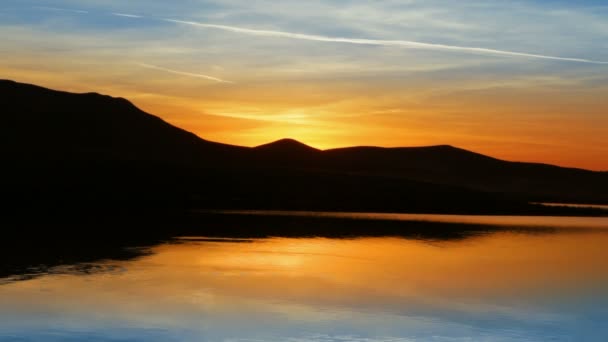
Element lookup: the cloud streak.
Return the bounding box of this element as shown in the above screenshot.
[162,19,608,65]
[33,6,88,14]
[137,63,233,83]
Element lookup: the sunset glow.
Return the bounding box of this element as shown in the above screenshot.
[2,1,607,169]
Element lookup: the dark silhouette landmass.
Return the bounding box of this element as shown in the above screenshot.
[2,79,607,223]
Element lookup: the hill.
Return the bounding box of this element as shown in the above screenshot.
[0,79,245,164]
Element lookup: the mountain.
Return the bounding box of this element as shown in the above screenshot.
[0,79,245,165]
[320,145,608,204]
[250,141,608,204]
[255,138,319,153]
[2,79,607,219]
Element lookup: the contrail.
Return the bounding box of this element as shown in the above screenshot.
[137,63,233,83]
[29,6,608,64]
[112,12,143,18]
[163,18,608,65]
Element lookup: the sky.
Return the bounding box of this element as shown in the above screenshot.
[1,0,607,170]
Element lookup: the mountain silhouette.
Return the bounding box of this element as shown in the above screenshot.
[2,79,607,221]
[320,145,608,204]
[0,79,245,164]
[255,138,320,153]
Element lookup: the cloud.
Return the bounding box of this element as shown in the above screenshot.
[137,63,233,83]
[32,6,88,14]
[162,19,608,65]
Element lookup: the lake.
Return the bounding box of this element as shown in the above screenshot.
[1,212,608,341]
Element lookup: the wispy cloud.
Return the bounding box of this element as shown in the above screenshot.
[32,6,88,14]
[163,19,608,65]
[137,63,233,83]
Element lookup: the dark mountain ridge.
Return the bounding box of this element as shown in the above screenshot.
[320,144,606,203]
[2,79,607,219]
[0,79,245,165]
[255,138,320,152]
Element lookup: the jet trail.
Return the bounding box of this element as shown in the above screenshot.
[163,18,608,65]
[29,6,608,64]
[137,63,233,83]
[112,13,143,18]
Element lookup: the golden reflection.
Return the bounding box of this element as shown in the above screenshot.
[2,232,608,325]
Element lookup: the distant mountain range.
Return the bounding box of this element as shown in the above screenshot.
[2,79,607,218]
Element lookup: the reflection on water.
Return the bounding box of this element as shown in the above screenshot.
[1,216,608,341]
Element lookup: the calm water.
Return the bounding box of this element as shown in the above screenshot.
[2,213,608,341]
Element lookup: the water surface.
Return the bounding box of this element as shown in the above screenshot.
[1,214,608,341]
